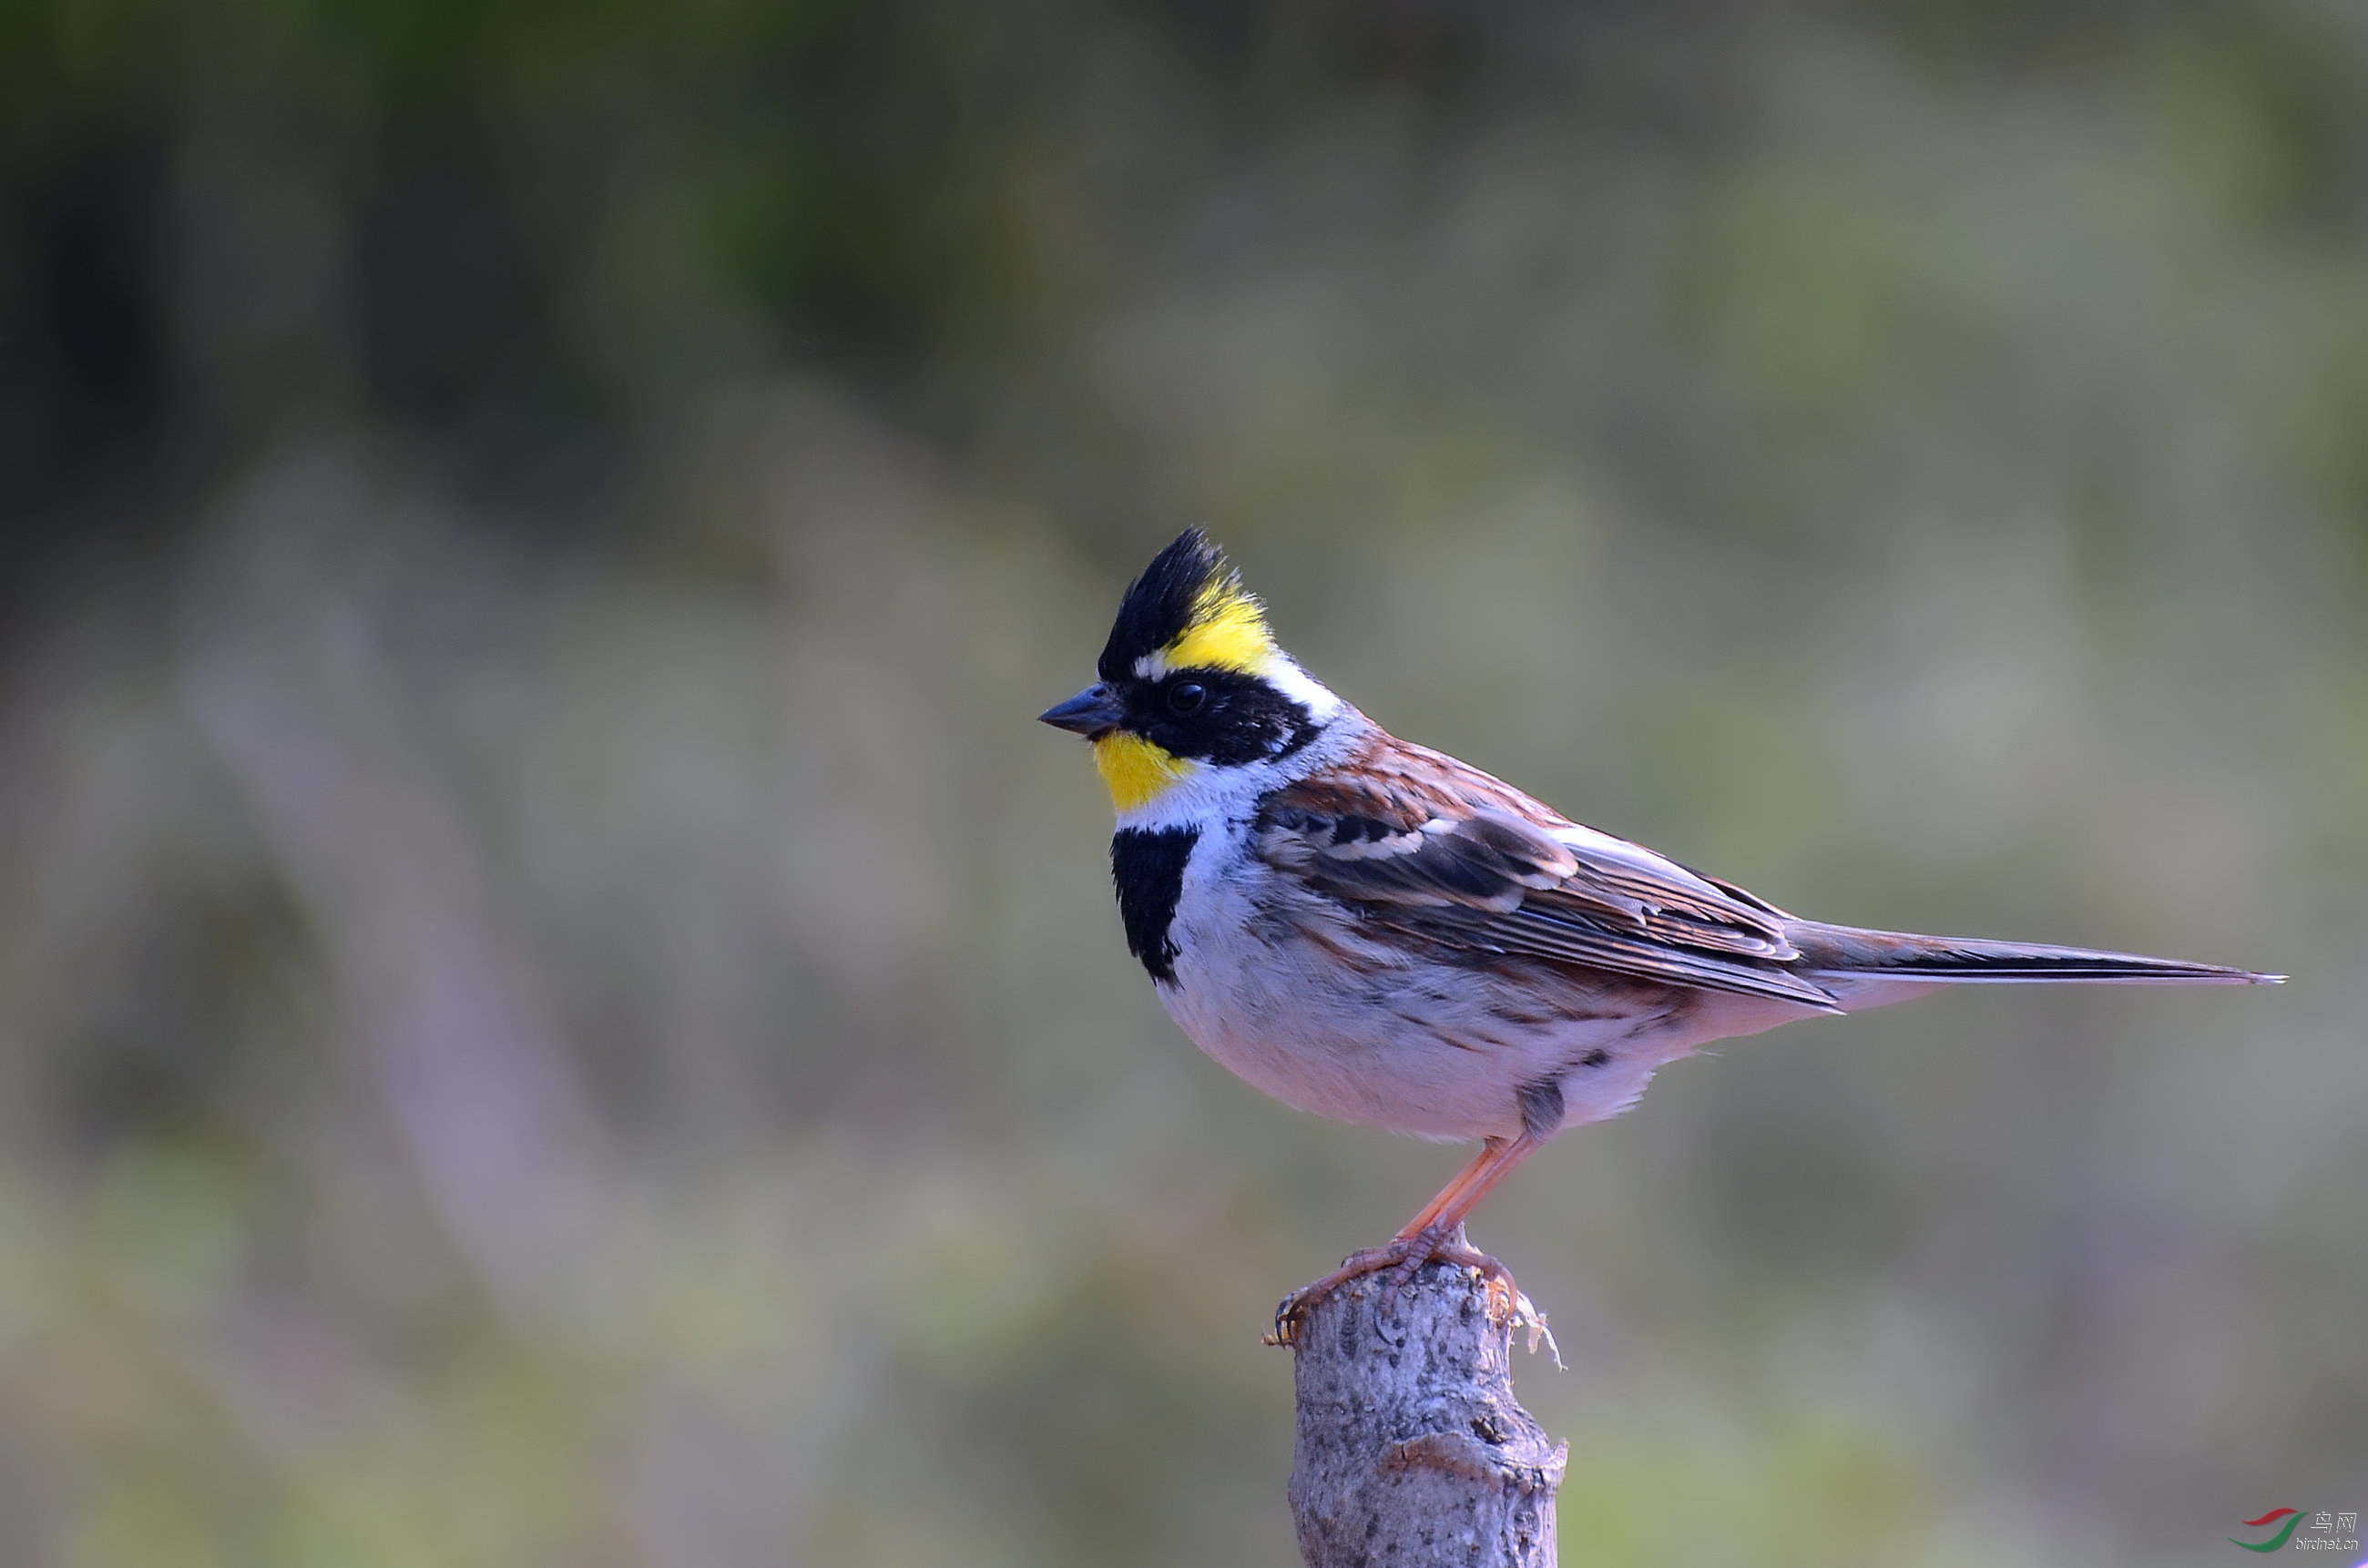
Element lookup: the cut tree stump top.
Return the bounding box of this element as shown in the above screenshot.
[1285,1257,1566,1567]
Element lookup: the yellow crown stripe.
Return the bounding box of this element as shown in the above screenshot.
[1093,731,1197,811]
[1162,582,1276,675]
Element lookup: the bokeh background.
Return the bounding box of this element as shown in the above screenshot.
[4,3,2363,1563]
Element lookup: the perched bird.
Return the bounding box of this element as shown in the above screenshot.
[1039,530,2279,1339]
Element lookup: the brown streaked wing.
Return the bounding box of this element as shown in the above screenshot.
[1254,736,1840,1013]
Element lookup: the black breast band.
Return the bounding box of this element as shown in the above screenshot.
[1111,827,1199,984]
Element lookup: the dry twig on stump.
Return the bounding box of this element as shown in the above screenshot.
[1282,1247,1566,1567]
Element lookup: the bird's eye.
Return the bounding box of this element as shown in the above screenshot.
[1169,682,1207,716]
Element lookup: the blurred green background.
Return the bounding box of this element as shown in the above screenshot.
[3,2,2363,1563]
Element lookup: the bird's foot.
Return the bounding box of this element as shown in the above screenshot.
[1266,1224,1529,1347]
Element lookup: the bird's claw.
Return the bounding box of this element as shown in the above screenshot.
[1265,1225,1534,1348]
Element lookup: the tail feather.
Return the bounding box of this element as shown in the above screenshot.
[1789,922,2282,986]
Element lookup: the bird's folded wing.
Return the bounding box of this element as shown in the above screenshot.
[1254,749,1840,1012]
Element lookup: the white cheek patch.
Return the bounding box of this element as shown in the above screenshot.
[1113,761,1270,833]
[1262,657,1343,720]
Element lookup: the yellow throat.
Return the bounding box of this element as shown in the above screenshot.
[1092,731,1195,812]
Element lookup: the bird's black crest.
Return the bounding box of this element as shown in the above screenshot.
[1097,529,1234,683]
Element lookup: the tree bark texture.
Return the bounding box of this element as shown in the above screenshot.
[1285,1254,1566,1567]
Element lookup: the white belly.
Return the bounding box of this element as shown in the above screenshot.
[1148,827,1778,1140]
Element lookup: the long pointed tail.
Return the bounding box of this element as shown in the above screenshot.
[1788,922,2282,986]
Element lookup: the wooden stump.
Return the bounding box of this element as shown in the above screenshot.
[1283,1249,1566,1566]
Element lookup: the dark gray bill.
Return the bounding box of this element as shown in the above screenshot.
[1037,684,1126,737]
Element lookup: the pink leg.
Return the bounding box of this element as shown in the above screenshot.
[1392,1136,1513,1238]
[1409,1131,1540,1236]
